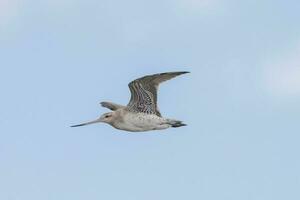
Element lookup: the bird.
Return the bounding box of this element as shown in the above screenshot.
[71,71,189,132]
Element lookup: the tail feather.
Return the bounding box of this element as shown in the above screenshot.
[167,120,187,128]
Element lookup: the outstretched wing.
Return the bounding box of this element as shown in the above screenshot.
[100,102,125,111]
[126,71,189,116]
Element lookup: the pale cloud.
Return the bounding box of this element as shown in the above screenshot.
[0,0,20,26]
[264,43,300,97]
[42,0,74,12]
[172,0,225,14]
[180,0,219,9]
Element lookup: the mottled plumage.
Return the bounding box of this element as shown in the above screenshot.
[71,71,189,132]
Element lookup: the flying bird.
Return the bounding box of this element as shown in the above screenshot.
[71,71,189,132]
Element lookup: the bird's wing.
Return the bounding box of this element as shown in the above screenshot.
[100,102,125,111]
[127,71,189,116]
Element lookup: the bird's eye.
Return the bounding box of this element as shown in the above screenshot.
[105,115,110,118]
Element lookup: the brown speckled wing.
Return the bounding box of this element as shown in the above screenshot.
[127,71,189,116]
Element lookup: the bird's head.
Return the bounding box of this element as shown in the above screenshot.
[99,112,115,124]
[71,112,115,127]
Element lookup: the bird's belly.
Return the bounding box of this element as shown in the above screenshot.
[113,114,165,132]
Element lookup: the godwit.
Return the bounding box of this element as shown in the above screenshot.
[71,71,189,132]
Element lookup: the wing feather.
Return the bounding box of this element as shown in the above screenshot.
[127,71,189,116]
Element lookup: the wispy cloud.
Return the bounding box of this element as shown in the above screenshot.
[170,0,225,15]
[0,0,20,26]
[264,43,300,97]
[179,0,219,9]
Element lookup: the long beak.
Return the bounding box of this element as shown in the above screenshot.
[70,119,102,127]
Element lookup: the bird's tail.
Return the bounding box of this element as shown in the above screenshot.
[167,119,187,128]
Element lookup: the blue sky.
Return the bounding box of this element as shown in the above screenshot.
[1,0,300,199]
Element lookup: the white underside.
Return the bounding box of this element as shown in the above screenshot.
[112,113,171,132]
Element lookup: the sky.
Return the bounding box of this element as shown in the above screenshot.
[0,0,300,199]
